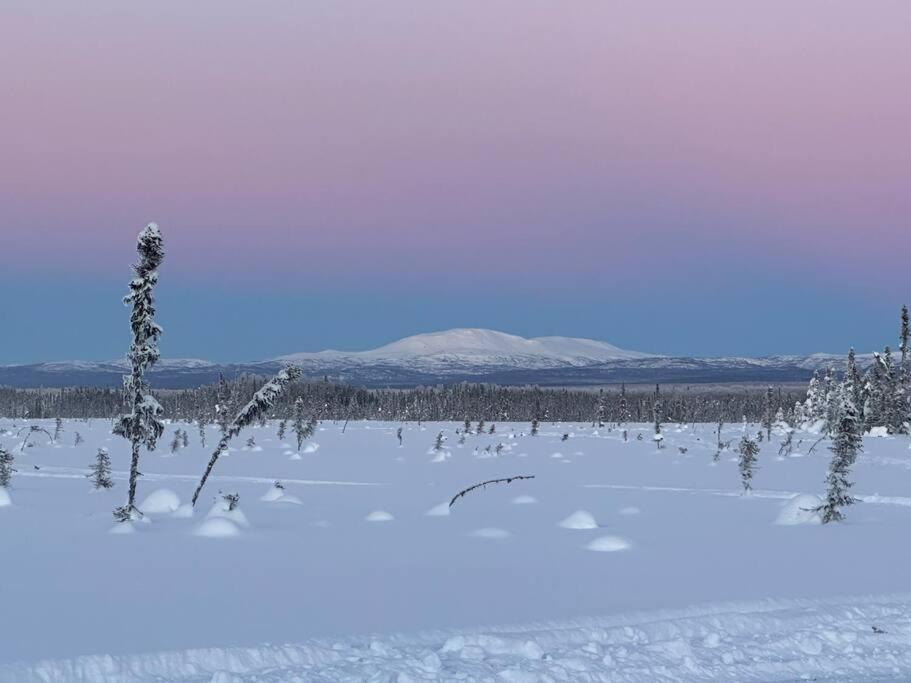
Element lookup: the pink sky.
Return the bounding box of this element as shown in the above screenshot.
[1,1,909,290]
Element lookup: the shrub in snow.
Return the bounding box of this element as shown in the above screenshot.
[737,436,759,492]
[88,447,114,489]
[112,224,166,523]
[53,417,64,443]
[0,447,15,488]
[74,432,84,447]
[530,418,539,436]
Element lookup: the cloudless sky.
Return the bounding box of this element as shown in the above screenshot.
[1,1,909,362]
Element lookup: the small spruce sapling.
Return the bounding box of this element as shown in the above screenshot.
[88,448,114,489]
[0,447,15,487]
[737,436,759,493]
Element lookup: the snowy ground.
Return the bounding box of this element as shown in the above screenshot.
[1,419,910,681]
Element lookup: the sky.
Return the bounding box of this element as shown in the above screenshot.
[1,1,909,363]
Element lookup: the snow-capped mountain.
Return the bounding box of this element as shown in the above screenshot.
[0,328,863,389]
[275,328,652,369]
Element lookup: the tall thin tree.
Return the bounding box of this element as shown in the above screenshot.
[112,224,165,522]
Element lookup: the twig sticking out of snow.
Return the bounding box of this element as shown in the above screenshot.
[449,475,535,509]
[191,366,301,507]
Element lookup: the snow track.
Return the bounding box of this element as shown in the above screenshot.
[3,594,910,682]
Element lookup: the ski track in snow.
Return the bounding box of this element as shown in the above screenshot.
[3,594,910,682]
[583,483,911,508]
[18,466,380,488]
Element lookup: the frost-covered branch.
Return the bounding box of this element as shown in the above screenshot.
[191,366,301,506]
[449,475,535,509]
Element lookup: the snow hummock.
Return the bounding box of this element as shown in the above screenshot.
[365,510,394,522]
[511,495,538,505]
[586,535,631,552]
[425,502,451,517]
[194,517,241,538]
[775,494,823,526]
[559,510,599,530]
[139,489,181,515]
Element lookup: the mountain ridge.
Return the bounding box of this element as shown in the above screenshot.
[0,327,866,389]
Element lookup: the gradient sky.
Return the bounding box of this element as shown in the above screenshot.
[1,1,909,363]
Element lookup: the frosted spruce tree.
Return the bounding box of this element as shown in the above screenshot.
[899,305,910,431]
[737,435,759,492]
[0,447,14,488]
[291,397,312,452]
[762,386,774,442]
[88,447,114,490]
[191,366,300,506]
[816,370,862,523]
[112,224,165,522]
[653,384,663,449]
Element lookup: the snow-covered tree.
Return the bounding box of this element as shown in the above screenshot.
[53,417,64,443]
[802,370,826,426]
[618,383,630,425]
[112,224,166,522]
[737,436,759,492]
[170,429,182,454]
[653,385,663,449]
[74,432,84,447]
[596,389,605,428]
[191,366,301,506]
[433,431,445,452]
[88,447,114,489]
[0,447,14,487]
[292,397,307,451]
[816,364,863,523]
[277,419,287,442]
[530,417,539,436]
[762,386,774,442]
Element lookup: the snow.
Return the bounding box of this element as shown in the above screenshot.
[586,535,632,552]
[558,509,599,529]
[194,517,241,538]
[2,418,911,681]
[139,488,181,514]
[775,493,824,526]
[0,488,11,507]
[364,510,394,522]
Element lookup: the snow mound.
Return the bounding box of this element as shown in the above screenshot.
[260,485,285,502]
[868,426,890,438]
[139,488,181,514]
[775,494,823,526]
[470,527,510,539]
[365,510,394,522]
[511,495,538,505]
[207,501,250,528]
[274,494,302,505]
[108,522,135,535]
[303,443,320,453]
[559,510,599,529]
[425,502,451,516]
[586,535,631,552]
[289,453,302,460]
[194,517,241,538]
[619,506,641,516]
[172,503,194,519]
[0,488,11,507]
